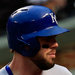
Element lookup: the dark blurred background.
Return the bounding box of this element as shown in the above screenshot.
[0,0,75,74]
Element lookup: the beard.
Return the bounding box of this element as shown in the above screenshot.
[30,56,55,70]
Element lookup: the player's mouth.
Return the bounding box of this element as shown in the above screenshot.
[47,52,56,58]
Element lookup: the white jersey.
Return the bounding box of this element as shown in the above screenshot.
[0,64,72,75]
[42,64,72,75]
[0,66,8,75]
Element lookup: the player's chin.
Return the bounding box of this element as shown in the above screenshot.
[44,59,55,70]
[47,57,55,65]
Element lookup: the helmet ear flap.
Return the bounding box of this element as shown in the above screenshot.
[17,36,40,57]
[27,37,41,56]
[17,37,31,51]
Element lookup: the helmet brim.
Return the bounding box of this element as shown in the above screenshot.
[21,26,69,40]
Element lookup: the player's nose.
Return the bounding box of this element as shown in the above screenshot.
[51,42,59,49]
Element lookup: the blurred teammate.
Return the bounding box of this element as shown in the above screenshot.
[27,0,67,12]
[0,5,72,75]
[44,0,67,12]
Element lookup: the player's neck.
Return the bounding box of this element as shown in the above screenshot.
[9,52,42,75]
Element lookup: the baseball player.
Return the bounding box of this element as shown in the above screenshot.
[0,5,72,75]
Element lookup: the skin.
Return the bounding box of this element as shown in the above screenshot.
[9,36,58,75]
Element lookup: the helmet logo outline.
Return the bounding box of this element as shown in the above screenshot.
[50,13,58,24]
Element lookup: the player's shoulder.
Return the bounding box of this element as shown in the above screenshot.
[43,64,72,75]
[0,66,8,75]
[54,64,70,70]
[55,64,70,70]
[52,64,72,75]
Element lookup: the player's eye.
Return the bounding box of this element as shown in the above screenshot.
[42,44,49,48]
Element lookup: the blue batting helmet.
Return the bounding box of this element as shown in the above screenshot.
[7,5,69,56]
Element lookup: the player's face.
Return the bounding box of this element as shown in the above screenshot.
[30,36,58,70]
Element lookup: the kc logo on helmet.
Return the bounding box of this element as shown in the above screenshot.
[50,13,58,24]
[42,13,58,24]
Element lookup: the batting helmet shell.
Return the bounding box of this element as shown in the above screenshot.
[7,5,69,56]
